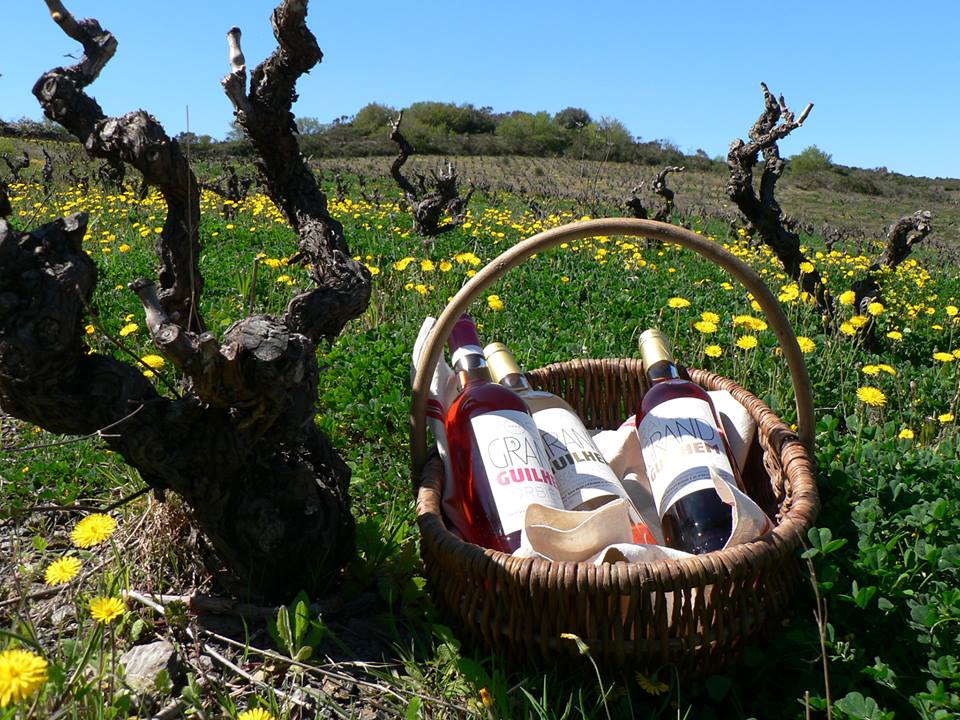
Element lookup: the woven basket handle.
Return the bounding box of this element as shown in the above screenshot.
[410,218,815,478]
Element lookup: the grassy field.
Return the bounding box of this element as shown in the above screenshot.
[1,159,960,719]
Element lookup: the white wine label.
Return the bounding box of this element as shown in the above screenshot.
[471,409,564,535]
[533,407,629,509]
[637,397,736,517]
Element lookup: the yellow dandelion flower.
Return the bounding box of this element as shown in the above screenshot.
[735,335,758,350]
[886,330,903,341]
[867,301,884,316]
[954,350,960,360]
[933,352,954,363]
[561,276,570,283]
[796,336,815,353]
[667,297,691,309]
[939,413,955,423]
[44,556,82,586]
[559,632,590,655]
[839,290,856,306]
[84,324,95,335]
[420,259,435,272]
[750,299,762,312]
[71,513,117,548]
[118,243,131,253]
[856,386,887,407]
[946,305,958,317]
[636,672,669,696]
[439,261,453,272]
[862,365,880,376]
[778,284,800,302]
[414,284,430,296]
[364,264,380,276]
[878,364,896,375]
[733,315,767,331]
[704,345,722,358]
[466,269,476,278]
[237,709,275,720]
[89,597,125,625]
[393,257,415,271]
[454,251,481,266]
[898,428,914,440]
[263,258,281,269]
[799,261,815,274]
[694,320,717,334]
[118,323,138,337]
[0,648,48,708]
[701,311,720,323]
[140,354,165,369]
[840,322,856,336]
[487,295,505,311]
[850,315,869,329]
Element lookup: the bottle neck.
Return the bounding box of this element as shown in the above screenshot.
[639,328,680,385]
[451,346,491,388]
[645,359,681,385]
[498,371,531,394]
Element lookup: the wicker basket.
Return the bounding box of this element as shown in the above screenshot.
[410,219,820,675]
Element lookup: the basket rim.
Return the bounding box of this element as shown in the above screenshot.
[416,359,819,586]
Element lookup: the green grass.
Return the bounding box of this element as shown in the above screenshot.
[1,170,959,718]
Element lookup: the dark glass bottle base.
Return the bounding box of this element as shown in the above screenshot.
[661,487,733,554]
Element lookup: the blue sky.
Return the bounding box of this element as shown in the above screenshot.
[1,1,956,178]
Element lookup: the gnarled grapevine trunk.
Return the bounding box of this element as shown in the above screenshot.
[0,0,370,601]
[388,112,474,238]
[851,210,933,346]
[727,83,830,313]
[651,165,684,222]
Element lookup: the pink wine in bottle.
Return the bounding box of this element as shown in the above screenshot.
[444,315,564,552]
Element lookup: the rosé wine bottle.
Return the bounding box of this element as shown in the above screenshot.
[636,328,744,554]
[444,315,564,552]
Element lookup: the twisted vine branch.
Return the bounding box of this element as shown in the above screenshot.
[222,4,371,342]
[388,112,474,237]
[727,83,830,312]
[34,0,204,333]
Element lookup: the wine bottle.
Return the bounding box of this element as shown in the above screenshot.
[636,328,743,554]
[484,342,635,512]
[444,315,564,553]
